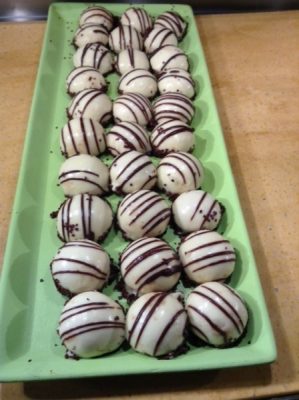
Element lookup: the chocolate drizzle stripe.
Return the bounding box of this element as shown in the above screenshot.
[61,301,108,314]
[159,52,186,71]
[142,208,171,236]
[127,192,158,217]
[184,249,235,268]
[224,284,246,307]
[119,191,150,215]
[183,229,211,241]
[63,241,102,250]
[155,108,191,121]
[62,321,125,342]
[67,121,79,155]
[80,117,91,154]
[167,153,201,185]
[158,162,186,183]
[192,258,236,273]
[90,119,102,153]
[135,256,179,285]
[129,197,164,225]
[185,239,229,254]
[114,152,146,180]
[53,269,105,280]
[152,126,193,148]
[108,125,148,150]
[159,74,193,86]
[67,68,100,91]
[120,161,153,191]
[61,306,116,325]
[121,238,162,263]
[190,322,209,342]
[115,100,139,123]
[52,257,107,276]
[140,174,156,189]
[81,9,113,23]
[199,200,218,229]
[191,192,207,221]
[59,169,99,179]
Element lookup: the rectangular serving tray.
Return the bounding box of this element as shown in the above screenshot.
[0,2,276,382]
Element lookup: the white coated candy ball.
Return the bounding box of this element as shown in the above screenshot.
[66,67,107,96]
[115,49,150,75]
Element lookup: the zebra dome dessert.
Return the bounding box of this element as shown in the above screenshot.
[113,93,153,126]
[158,68,195,99]
[150,45,189,74]
[120,7,153,36]
[154,11,187,40]
[115,48,150,76]
[73,24,109,48]
[153,93,195,124]
[79,6,114,31]
[109,25,143,53]
[118,69,158,98]
[66,67,107,96]
[144,27,178,54]
[73,43,114,75]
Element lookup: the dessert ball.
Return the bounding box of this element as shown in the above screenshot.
[79,6,114,31]
[158,68,195,99]
[172,190,222,233]
[66,67,107,96]
[106,121,151,156]
[144,27,177,54]
[113,93,153,126]
[110,150,156,195]
[67,89,112,125]
[179,230,236,284]
[120,237,181,296]
[73,43,113,75]
[120,7,153,36]
[60,118,106,158]
[58,154,109,197]
[73,24,109,48]
[56,194,113,242]
[117,190,171,240]
[58,291,125,358]
[150,45,189,74]
[186,282,248,347]
[51,240,110,296]
[151,120,195,157]
[153,93,194,125]
[157,152,204,195]
[115,48,150,75]
[154,11,187,40]
[109,25,143,53]
[118,69,157,98]
[126,292,187,357]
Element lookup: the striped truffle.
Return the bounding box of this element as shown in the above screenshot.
[151,120,195,157]
[113,93,153,126]
[172,190,222,233]
[56,194,113,242]
[144,27,178,54]
[153,93,194,124]
[109,25,143,54]
[110,150,156,195]
[186,282,248,347]
[118,68,157,98]
[158,68,195,99]
[67,89,112,125]
[60,118,106,158]
[157,152,204,195]
[154,11,187,40]
[106,122,151,156]
[73,24,109,48]
[79,6,114,31]
[117,189,171,240]
[120,237,181,296]
[58,291,125,358]
[73,43,113,75]
[126,292,187,356]
[115,48,150,75]
[179,230,236,284]
[66,67,107,96]
[150,45,189,74]
[120,7,153,36]
[50,240,110,296]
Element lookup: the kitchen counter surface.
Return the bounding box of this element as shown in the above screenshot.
[0,10,298,400]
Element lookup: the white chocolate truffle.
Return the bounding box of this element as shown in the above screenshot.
[113,93,153,126]
[51,240,110,295]
[120,7,153,35]
[73,43,114,75]
[158,68,195,99]
[66,67,107,96]
[150,45,188,74]
[186,282,248,347]
[144,27,177,54]
[151,120,195,156]
[118,69,158,98]
[58,154,109,197]
[126,292,187,356]
[67,89,112,125]
[157,152,204,195]
[79,6,114,31]
[117,190,171,240]
[56,194,113,242]
[60,118,106,158]
[73,24,109,48]
[154,12,187,40]
[58,291,125,358]
[115,48,150,75]
[172,190,222,233]
[120,238,181,296]
[106,121,151,156]
[153,93,194,124]
[109,25,143,54]
[179,230,236,284]
[110,151,156,195]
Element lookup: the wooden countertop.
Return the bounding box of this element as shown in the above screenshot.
[0,10,299,400]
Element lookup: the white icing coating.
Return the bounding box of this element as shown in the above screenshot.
[79,6,114,31]
[120,7,153,35]
[109,25,143,54]
[120,237,181,296]
[158,68,195,99]
[150,45,188,74]
[110,150,156,195]
[118,69,158,98]
[66,67,107,96]
[67,89,112,125]
[179,230,236,284]
[58,291,125,358]
[144,27,177,54]
[106,121,151,156]
[154,11,187,40]
[56,194,113,242]
[51,240,110,295]
[186,282,248,347]
[60,118,106,158]
[157,152,204,195]
[113,93,153,126]
[151,120,195,156]
[172,190,222,233]
[153,93,194,124]
[126,292,187,356]
[115,48,150,75]
[73,43,113,75]
[117,190,171,240]
[73,24,109,48]
[58,154,109,197]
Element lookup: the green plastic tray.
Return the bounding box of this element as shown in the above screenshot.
[0,2,276,382]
